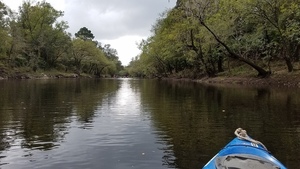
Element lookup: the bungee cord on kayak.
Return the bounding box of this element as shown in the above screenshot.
[234,128,268,151]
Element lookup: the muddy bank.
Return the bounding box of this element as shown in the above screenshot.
[0,69,87,80]
[196,75,300,88]
[1,68,300,88]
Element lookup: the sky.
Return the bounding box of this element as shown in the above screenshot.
[2,0,176,66]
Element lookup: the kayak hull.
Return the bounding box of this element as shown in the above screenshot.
[203,137,287,169]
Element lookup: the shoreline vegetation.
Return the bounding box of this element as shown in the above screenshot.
[0,2,124,80]
[1,1,299,87]
[125,1,300,84]
[1,67,300,88]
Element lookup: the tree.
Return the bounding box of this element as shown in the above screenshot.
[100,44,123,75]
[71,38,110,76]
[0,2,10,62]
[135,8,223,78]
[245,0,300,72]
[17,0,68,70]
[71,39,95,72]
[136,10,199,78]
[167,8,222,77]
[126,57,145,78]
[75,27,95,40]
[184,0,272,77]
[102,44,118,60]
[40,22,71,69]
[128,0,300,78]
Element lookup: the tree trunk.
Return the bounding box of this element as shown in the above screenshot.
[282,45,294,72]
[284,57,293,72]
[154,54,168,77]
[218,55,224,72]
[187,29,216,77]
[293,44,300,62]
[200,21,270,77]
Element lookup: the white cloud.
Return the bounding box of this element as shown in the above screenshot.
[2,0,176,66]
[102,35,143,65]
[2,0,65,11]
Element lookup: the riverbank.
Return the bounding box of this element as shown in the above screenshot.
[1,67,300,88]
[0,68,89,80]
[197,76,300,87]
[196,72,300,88]
[164,67,300,88]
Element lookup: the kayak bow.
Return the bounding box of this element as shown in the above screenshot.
[203,128,287,169]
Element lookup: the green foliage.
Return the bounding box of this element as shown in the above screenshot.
[71,39,105,74]
[0,25,9,61]
[0,1,124,77]
[100,44,123,75]
[75,27,95,40]
[128,0,300,78]
[126,59,145,78]
[15,1,70,70]
[0,2,10,61]
[2,0,299,78]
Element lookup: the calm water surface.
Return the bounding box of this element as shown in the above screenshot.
[0,79,299,169]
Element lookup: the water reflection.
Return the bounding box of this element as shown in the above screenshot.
[0,79,299,169]
[0,79,170,169]
[0,79,119,167]
[138,80,300,169]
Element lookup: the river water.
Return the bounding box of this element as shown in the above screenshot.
[0,78,299,169]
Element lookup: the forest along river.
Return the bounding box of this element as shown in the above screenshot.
[0,78,299,169]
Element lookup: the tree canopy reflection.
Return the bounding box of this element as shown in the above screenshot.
[138,80,300,169]
[0,79,119,151]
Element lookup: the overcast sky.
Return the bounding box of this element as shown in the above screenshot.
[2,0,176,65]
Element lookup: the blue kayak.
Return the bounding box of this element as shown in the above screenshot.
[203,128,287,169]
